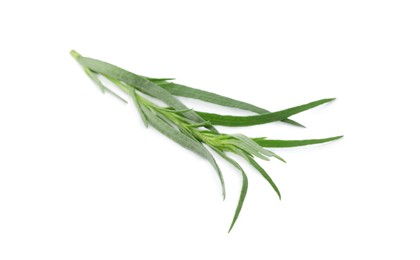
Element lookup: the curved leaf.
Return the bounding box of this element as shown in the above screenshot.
[254,135,343,148]
[247,156,281,200]
[157,82,304,127]
[196,98,335,126]
[212,148,248,233]
[70,50,217,132]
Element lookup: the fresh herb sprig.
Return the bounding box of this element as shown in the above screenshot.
[70,50,342,232]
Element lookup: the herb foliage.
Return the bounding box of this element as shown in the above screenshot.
[71,50,342,232]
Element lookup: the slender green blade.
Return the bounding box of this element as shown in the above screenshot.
[254,135,343,148]
[196,98,335,126]
[159,82,269,113]
[71,50,344,234]
[140,104,226,199]
[158,82,304,127]
[247,157,281,200]
[70,50,216,132]
[212,148,248,233]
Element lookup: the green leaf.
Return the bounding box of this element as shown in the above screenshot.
[71,50,343,233]
[158,82,269,113]
[196,98,335,126]
[254,135,343,148]
[157,82,304,127]
[246,156,281,200]
[140,103,226,199]
[71,50,217,132]
[212,148,248,233]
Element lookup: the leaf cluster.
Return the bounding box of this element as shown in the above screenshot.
[70,50,342,232]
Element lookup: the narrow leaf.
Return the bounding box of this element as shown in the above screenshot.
[70,50,216,132]
[212,148,248,233]
[196,98,335,126]
[159,82,270,113]
[254,135,343,148]
[247,156,281,200]
[158,82,304,127]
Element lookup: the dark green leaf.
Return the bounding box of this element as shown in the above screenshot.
[247,156,281,200]
[254,135,343,148]
[196,98,335,126]
[212,148,248,233]
[157,82,304,127]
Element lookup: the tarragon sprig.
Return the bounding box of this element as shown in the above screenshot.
[70,50,342,232]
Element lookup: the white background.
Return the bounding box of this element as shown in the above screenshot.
[1,0,419,259]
